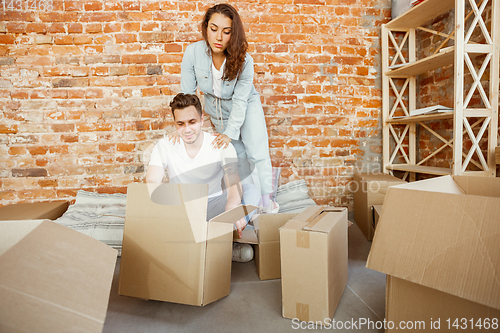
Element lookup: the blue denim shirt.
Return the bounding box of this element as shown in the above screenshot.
[181,41,259,140]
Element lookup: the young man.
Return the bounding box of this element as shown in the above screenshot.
[145,93,259,262]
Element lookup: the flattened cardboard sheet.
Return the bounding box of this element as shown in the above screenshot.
[0,220,117,333]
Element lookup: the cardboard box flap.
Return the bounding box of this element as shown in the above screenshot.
[371,205,383,228]
[354,173,406,196]
[280,219,309,231]
[367,179,500,310]
[130,183,209,244]
[0,220,42,255]
[254,213,299,243]
[291,205,326,223]
[149,182,194,206]
[302,208,347,233]
[356,172,406,183]
[210,205,258,224]
[288,206,347,233]
[0,201,69,221]
[453,175,500,198]
[149,182,209,223]
[390,175,465,194]
[0,220,117,332]
[233,227,259,244]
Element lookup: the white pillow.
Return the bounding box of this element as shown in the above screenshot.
[278,198,318,213]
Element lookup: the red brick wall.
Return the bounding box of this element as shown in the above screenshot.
[0,0,391,208]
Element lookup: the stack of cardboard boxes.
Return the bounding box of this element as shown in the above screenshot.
[5,172,497,330]
[0,183,351,331]
[118,183,350,324]
[367,175,500,331]
[353,172,406,241]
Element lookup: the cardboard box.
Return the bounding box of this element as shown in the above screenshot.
[353,173,406,241]
[0,219,117,333]
[0,201,68,221]
[246,213,298,280]
[372,204,382,229]
[367,176,500,331]
[118,183,257,306]
[280,206,348,323]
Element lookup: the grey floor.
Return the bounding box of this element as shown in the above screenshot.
[103,219,386,333]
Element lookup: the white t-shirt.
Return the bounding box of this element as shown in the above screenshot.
[148,132,237,198]
[212,59,225,98]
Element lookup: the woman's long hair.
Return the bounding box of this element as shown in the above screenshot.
[201,4,248,82]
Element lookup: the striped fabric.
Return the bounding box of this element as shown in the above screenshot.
[54,190,126,255]
[276,179,318,213]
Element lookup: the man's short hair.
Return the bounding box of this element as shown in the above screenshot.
[170,93,203,118]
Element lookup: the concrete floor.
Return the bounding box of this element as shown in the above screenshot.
[103,220,386,333]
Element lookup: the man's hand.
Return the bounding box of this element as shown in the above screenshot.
[211,132,231,149]
[234,217,247,239]
[167,131,181,144]
[226,201,246,239]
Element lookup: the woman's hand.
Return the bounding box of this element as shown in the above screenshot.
[211,133,231,149]
[167,131,181,144]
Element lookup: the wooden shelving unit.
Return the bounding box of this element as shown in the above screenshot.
[382,0,499,180]
[386,164,452,176]
[386,112,454,124]
[386,0,455,30]
[387,47,454,77]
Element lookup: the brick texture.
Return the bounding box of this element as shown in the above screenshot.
[0,0,392,208]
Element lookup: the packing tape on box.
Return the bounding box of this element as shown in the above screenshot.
[304,212,328,229]
[296,230,310,248]
[296,302,310,322]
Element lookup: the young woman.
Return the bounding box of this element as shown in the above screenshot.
[179,3,277,211]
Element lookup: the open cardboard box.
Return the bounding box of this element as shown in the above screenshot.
[280,206,349,323]
[0,201,69,221]
[353,173,406,241]
[372,204,382,229]
[119,183,257,306]
[234,213,299,280]
[0,219,117,333]
[367,176,500,331]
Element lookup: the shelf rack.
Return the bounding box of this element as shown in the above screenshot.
[382,0,499,179]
